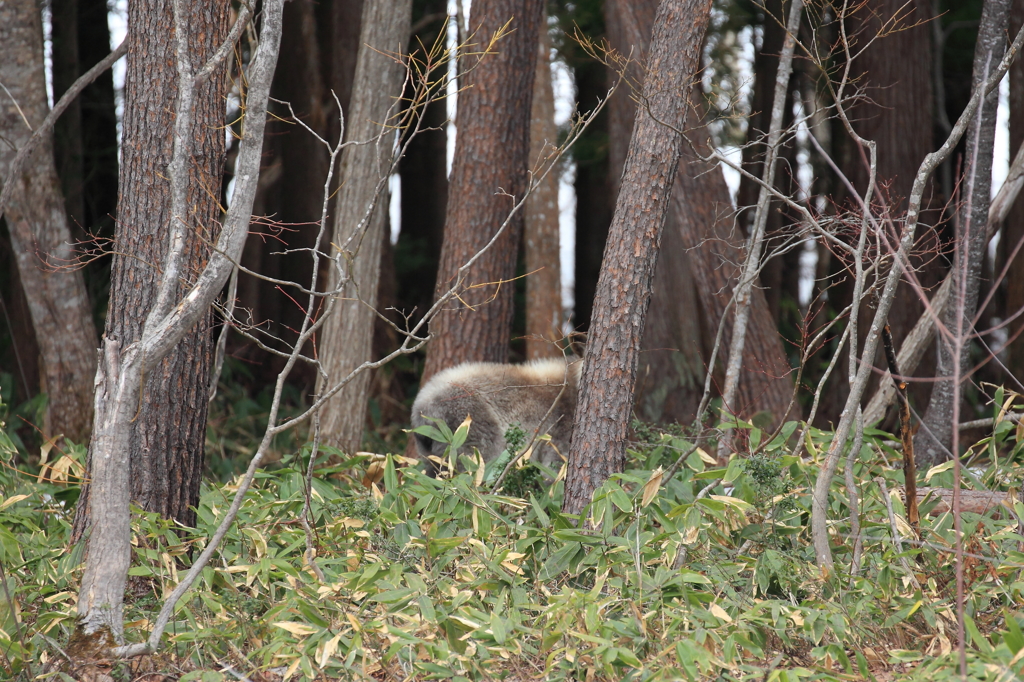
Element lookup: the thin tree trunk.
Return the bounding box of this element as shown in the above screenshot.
[0,0,98,444]
[525,17,563,360]
[318,0,413,454]
[917,0,1008,466]
[562,0,713,516]
[1006,0,1024,386]
[421,0,544,381]
[71,0,231,540]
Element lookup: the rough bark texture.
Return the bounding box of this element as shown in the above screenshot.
[1007,0,1024,386]
[421,0,544,382]
[0,0,98,443]
[71,0,230,539]
[525,18,563,360]
[916,0,1008,466]
[563,0,713,516]
[318,0,413,454]
[605,0,708,426]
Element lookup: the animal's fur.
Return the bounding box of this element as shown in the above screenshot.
[410,358,581,472]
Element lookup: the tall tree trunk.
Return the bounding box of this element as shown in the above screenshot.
[917,0,1008,466]
[421,0,544,382]
[605,0,708,426]
[0,0,98,444]
[318,0,413,454]
[1006,0,1024,386]
[848,0,939,420]
[563,0,713,516]
[71,0,231,540]
[525,17,563,360]
[239,0,332,390]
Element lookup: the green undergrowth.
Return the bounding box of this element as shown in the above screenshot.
[3,399,1024,680]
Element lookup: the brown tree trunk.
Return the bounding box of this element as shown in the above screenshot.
[563,0,713,516]
[848,0,940,420]
[0,0,98,444]
[318,0,413,454]
[1007,0,1024,386]
[525,17,563,360]
[238,0,332,390]
[917,0,1008,466]
[421,0,544,382]
[605,0,708,426]
[71,0,230,539]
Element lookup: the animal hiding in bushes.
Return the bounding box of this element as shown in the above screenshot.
[410,358,581,474]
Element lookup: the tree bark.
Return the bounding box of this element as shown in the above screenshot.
[318,0,413,454]
[1006,0,1024,386]
[0,0,98,444]
[70,0,282,654]
[562,0,713,516]
[525,17,564,360]
[421,0,544,381]
[916,0,1008,466]
[71,0,230,539]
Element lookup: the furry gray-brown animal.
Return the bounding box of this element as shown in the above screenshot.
[410,358,581,474]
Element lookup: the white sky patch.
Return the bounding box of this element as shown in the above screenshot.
[42,4,54,108]
[990,72,1011,262]
[109,0,128,147]
[719,146,742,204]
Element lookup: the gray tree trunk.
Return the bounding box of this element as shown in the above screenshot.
[562,0,713,516]
[0,0,98,444]
[916,0,1009,466]
[318,0,412,454]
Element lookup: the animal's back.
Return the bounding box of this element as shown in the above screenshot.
[411,358,580,470]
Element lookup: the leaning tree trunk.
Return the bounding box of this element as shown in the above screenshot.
[70,0,231,541]
[317,0,412,455]
[421,0,544,381]
[562,0,713,516]
[916,0,1008,466]
[606,0,794,427]
[524,15,564,360]
[0,0,98,444]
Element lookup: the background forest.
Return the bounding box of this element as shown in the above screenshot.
[5,0,1024,679]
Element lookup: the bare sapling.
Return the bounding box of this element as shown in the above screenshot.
[808,15,1024,570]
[720,0,803,440]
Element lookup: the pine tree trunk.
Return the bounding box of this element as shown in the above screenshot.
[0,0,98,444]
[525,17,563,360]
[563,0,713,516]
[421,0,544,380]
[318,0,412,454]
[917,0,1008,466]
[71,0,230,539]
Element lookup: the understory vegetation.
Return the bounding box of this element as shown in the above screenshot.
[4,391,1024,681]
